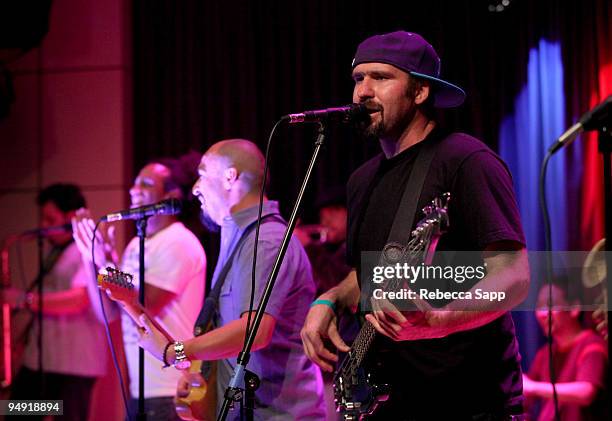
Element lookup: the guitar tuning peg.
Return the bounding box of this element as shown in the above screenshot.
[442,192,451,208]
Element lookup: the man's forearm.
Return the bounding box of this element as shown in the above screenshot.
[423,249,530,336]
[319,269,360,313]
[530,380,598,405]
[181,314,275,362]
[446,249,529,311]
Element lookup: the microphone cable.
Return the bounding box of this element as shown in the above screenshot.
[91,221,132,421]
[244,118,285,346]
[538,149,561,421]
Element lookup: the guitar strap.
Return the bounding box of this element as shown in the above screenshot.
[26,241,72,292]
[382,135,440,261]
[193,213,283,379]
[194,213,284,335]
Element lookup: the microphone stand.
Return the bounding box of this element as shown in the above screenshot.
[217,122,327,421]
[598,120,612,370]
[36,231,44,397]
[136,216,149,421]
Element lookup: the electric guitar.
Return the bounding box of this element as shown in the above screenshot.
[333,193,451,420]
[97,268,216,421]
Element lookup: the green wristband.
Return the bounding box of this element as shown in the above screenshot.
[310,299,336,312]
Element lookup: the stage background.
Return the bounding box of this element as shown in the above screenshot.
[0,0,609,419]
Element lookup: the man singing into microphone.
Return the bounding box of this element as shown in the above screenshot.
[301,31,530,420]
[73,160,206,420]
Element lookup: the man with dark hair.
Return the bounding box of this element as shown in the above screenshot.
[36,183,86,213]
[73,162,206,420]
[1,183,108,421]
[301,31,530,420]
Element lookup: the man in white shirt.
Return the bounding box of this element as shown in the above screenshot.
[74,161,206,420]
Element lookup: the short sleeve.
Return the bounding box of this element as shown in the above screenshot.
[451,150,526,249]
[233,229,314,320]
[145,230,205,295]
[575,338,607,388]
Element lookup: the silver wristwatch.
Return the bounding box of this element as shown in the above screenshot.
[173,341,191,370]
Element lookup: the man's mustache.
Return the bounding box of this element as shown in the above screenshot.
[360,101,383,113]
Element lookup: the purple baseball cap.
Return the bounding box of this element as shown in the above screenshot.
[352,31,466,108]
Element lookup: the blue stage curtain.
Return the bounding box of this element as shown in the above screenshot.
[498,40,576,370]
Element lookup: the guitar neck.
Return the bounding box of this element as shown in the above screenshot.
[339,320,377,375]
[339,238,436,375]
[120,300,174,342]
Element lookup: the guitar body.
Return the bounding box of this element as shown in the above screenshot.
[334,356,390,420]
[175,360,217,421]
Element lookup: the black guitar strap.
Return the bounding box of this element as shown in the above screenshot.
[193,213,283,381]
[382,135,440,261]
[193,213,284,336]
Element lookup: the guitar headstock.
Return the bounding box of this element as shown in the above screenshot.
[412,192,450,239]
[97,267,137,306]
[410,193,451,265]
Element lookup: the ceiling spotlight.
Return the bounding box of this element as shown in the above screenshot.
[488,0,512,13]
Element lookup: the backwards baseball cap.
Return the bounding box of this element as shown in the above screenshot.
[352,31,466,108]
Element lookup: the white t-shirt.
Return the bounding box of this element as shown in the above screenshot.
[23,242,109,377]
[120,222,205,398]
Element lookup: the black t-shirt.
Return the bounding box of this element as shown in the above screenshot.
[346,128,526,418]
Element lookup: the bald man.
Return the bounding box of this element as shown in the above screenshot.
[73,162,206,420]
[138,139,325,420]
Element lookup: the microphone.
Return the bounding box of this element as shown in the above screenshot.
[101,199,182,222]
[282,103,371,124]
[549,95,611,154]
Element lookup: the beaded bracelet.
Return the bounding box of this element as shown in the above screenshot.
[162,341,173,368]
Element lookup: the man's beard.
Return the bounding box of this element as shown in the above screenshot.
[361,104,417,140]
[363,120,384,138]
[351,101,381,138]
[199,210,220,233]
[353,112,383,140]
